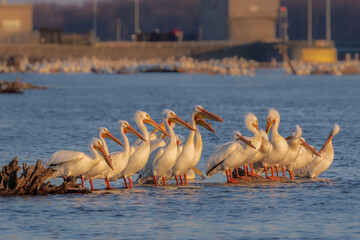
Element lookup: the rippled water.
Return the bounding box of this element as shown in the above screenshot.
[0,70,359,239]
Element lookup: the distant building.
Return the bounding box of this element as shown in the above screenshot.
[200,0,279,43]
[0,1,33,42]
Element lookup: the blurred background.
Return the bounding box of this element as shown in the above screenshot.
[0,0,359,61]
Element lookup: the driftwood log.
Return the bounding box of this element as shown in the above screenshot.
[0,79,46,94]
[0,157,91,196]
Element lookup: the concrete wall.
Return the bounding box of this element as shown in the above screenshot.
[0,4,32,39]
[228,0,279,43]
[0,42,236,60]
[200,0,228,40]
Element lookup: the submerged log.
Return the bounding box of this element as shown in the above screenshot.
[0,158,91,196]
[0,79,46,94]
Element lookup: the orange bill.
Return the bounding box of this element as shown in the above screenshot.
[266,119,275,134]
[125,125,147,142]
[169,115,197,131]
[236,135,256,149]
[144,118,169,137]
[195,108,224,122]
[94,144,114,170]
[319,134,334,154]
[102,131,125,148]
[196,118,215,132]
[300,139,321,157]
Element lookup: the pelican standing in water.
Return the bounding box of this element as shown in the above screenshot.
[239,113,263,178]
[206,131,256,183]
[45,138,113,188]
[171,105,223,185]
[277,125,303,178]
[285,137,321,179]
[261,109,288,180]
[295,124,339,179]
[82,127,124,190]
[138,109,196,186]
[185,118,217,181]
[119,111,168,188]
[87,122,145,189]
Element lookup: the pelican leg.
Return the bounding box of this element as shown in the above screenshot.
[89,179,94,190]
[154,176,158,186]
[129,177,133,188]
[175,175,180,185]
[226,170,231,182]
[264,166,270,179]
[270,167,280,181]
[235,166,241,178]
[123,177,129,188]
[179,175,184,185]
[281,167,288,179]
[229,169,239,183]
[289,170,295,179]
[248,163,263,178]
[81,177,85,188]
[162,176,166,186]
[239,165,252,181]
[184,174,188,185]
[105,178,115,190]
[275,166,280,178]
[229,169,234,180]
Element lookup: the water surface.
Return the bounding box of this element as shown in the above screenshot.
[0,70,359,239]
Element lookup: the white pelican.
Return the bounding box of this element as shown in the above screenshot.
[92,120,146,189]
[82,127,124,190]
[45,137,113,187]
[294,124,340,179]
[239,113,263,178]
[171,105,223,185]
[285,137,321,179]
[118,111,168,188]
[206,131,256,183]
[276,125,303,178]
[261,109,288,180]
[138,109,196,186]
[251,130,273,175]
[185,118,216,181]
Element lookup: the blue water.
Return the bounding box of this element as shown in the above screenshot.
[0,70,359,239]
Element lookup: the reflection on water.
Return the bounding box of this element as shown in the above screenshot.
[0,71,359,238]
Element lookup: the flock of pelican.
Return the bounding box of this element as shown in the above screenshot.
[206,109,340,182]
[0,56,258,77]
[46,106,223,189]
[45,107,339,189]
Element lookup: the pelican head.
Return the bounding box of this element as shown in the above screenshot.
[163,109,196,131]
[285,125,302,141]
[233,131,256,149]
[98,127,125,147]
[135,110,169,137]
[118,120,147,142]
[193,105,224,122]
[244,113,259,133]
[332,123,340,136]
[91,137,114,170]
[319,123,340,154]
[266,108,280,134]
